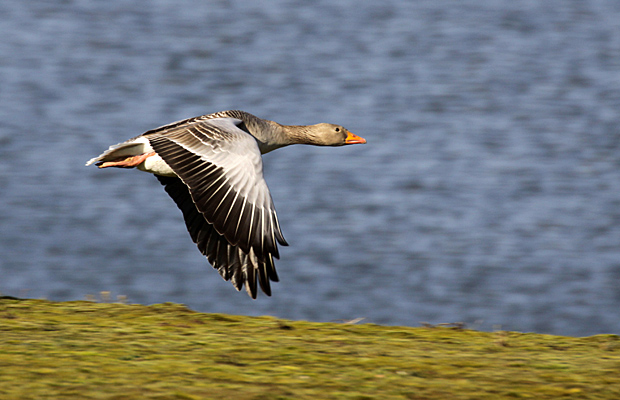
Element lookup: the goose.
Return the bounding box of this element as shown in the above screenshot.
[86,110,366,298]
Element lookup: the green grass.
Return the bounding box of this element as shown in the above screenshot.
[1,298,619,399]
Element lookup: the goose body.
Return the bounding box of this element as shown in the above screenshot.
[86,110,366,298]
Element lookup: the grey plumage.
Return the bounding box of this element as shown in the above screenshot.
[86,110,365,298]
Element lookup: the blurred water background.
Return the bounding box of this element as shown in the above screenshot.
[2,0,620,336]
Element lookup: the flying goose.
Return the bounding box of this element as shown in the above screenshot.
[86,110,366,298]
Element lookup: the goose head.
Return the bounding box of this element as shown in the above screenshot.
[291,123,367,146]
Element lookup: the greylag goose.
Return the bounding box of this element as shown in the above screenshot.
[86,110,366,298]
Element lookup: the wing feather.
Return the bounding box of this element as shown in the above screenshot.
[156,175,278,298]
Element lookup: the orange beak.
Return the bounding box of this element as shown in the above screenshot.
[345,131,367,145]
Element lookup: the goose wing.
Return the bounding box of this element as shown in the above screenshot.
[146,117,288,297]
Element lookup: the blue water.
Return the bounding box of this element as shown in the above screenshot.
[2,0,620,336]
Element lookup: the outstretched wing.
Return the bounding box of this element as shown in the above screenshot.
[145,117,287,297]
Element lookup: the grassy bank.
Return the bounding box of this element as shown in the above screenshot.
[0,298,619,399]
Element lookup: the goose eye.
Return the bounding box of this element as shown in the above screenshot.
[335,127,340,132]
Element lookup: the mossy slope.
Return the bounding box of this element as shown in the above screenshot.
[0,298,619,399]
